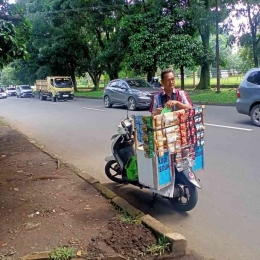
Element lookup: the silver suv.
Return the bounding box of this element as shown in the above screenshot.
[236,68,260,126]
[103,78,158,111]
[16,85,34,98]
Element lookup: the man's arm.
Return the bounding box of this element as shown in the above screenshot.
[150,94,163,115]
[165,90,192,110]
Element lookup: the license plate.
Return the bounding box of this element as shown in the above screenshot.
[63,95,69,97]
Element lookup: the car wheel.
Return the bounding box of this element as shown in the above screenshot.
[104,95,112,108]
[127,97,137,111]
[250,104,260,126]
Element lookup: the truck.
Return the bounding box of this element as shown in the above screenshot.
[36,76,74,102]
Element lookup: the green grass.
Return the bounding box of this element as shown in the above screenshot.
[146,236,171,256]
[49,247,75,260]
[174,76,242,88]
[74,90,103,98]
[74,88,237,104]
[189,88,237,104]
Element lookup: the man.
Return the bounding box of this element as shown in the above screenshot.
[150,69,192,115]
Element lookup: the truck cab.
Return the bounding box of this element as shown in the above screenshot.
[36,76,74,102]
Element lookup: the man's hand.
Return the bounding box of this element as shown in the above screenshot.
[166,100,179,108]
[154,107,163,115]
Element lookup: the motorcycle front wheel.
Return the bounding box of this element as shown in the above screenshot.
[168,174,198,212]
[105,160,125,184]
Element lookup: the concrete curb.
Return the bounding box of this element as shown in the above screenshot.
[74,96,235,107]
[4,122,188,257]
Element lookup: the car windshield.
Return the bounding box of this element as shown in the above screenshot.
[21,86,31,90]
[126,79,153,88]
[54,78,72,88]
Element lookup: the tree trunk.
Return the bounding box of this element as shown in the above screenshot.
[180,65,185,90]
[69,64,77,92]
[108,71,119,80]
[215,0,221,93]
[89,73,101,91]
[147,66,157,82]
[197,0,211,90]
[247,3,259,68]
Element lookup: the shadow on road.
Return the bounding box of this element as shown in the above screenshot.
[104,182,190,220]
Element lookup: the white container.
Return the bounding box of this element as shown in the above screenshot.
[136,147,173,190]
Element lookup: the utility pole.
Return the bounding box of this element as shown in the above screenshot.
[216,0,221,93]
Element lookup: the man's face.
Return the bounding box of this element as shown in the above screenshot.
[161,72,175,91]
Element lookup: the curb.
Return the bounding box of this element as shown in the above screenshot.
[3,121,188,258]
[74,96,235,107]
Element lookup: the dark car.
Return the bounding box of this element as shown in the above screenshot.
[236,68,260,126]
[103,78,158,110]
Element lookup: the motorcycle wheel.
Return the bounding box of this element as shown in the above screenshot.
[168,174,198,212]
[105,160,125,184]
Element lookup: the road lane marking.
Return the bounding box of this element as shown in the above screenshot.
[83,107,105,112]
[205,123,253,131]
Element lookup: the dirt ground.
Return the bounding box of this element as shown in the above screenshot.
[0,121,204,260]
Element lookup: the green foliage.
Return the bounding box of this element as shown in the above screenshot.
[121,2,204,81]
[0,65,18,85]
[49,247,75,260]
[0,20,28,68]
[119,211,139,224]
[146,236,171,256]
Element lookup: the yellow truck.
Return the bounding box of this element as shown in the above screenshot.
[36,76,74,102]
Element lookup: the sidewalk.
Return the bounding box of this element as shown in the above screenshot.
[0,120,204,260]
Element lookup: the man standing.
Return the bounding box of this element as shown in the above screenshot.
[150,69,192,115]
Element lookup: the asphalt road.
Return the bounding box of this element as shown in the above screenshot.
[1,96,259,260]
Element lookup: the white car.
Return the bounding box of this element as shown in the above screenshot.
[6,87,16,96]
[0,88,7,99]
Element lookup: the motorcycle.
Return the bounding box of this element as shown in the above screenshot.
[104,115,202,212]
[149,77,162,88]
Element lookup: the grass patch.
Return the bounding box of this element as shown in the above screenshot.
[119,211,140,224]
[189,88,237,104]
[146,236,171,256]
[0,120,8,126]
[74,91,103,98]
[74,87,237,104]
[49,247,75,260]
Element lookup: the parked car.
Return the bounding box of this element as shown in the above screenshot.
[236,68,260,126]
[16,85,34,98]
[6,87,16,96]
[0,88,7,99]
[103,78,158,110]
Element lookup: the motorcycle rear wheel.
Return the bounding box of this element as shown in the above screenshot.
[105,160,125,184]
[168,174,198,212]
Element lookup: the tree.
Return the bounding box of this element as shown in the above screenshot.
[0,1,29,68]
[238,1,259,67]
[158,35,203,89]
[0,65,19,85]
[120,0,202,82]
[227,1,259,67]
[191,0,235,89]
